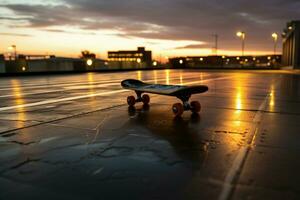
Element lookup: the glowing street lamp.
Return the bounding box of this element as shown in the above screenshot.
[86,59,93,66]
[272,33,278,56]
[236,31,245,56]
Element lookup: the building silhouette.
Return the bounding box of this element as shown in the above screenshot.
[282,20,300,69]
[108,47,152,69]
[170,55,281,69]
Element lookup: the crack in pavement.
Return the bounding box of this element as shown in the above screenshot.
[0,158,41,174]
[9,140,38,146]
[0,103,126,136]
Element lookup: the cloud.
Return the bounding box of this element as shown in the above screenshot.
[175,44,211,49]
[1,0,299,51]
[42,28,96,35]
[0,32,31,37]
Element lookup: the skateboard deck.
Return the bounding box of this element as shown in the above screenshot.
[121,79,208,96]
[121,79,208,117]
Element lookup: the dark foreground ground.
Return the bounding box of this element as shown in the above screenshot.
[1,69,300,200]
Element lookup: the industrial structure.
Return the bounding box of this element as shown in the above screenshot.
[108,47,152,69]
[282,20,300,69]
[0,54,107,74]
[0,54,5,73]
[170,55,281,69]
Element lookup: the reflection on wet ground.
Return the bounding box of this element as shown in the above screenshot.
[1,70,300,199]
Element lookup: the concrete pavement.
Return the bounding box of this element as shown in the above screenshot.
[0,69,300,200]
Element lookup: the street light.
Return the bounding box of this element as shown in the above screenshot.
[86,59,93,66]
[8,45,17,60]
[236,31,245,56]
[272,33,278,56]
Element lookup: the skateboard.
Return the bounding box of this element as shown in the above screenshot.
[121,79,208,117]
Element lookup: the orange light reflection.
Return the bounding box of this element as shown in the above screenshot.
[269,85,275,111]
[165,70,170,85]
[137,71,142,80]
[180,73,184,85]
[11,80,26,126]
[153,71,158,84]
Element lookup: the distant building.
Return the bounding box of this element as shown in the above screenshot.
[108,47,152,69]
[0,54,5,73]
[282,20,300,69]
[3,55,107,74]
[169,55,281,68]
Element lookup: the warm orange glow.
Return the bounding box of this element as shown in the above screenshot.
[234,76,244,114]
[236,32,242,37]
[179,73,184,85]
[269,85,275,111]
[0,24,278,58]
[272,33,278,41]
[86,59,93,66]
[236,31,245,39]
[153,70,158,84]
[11,80,26,126]
[200,73,204,81]
[165,69,170,85]
[87,73,96,103]
[137,71,142,80]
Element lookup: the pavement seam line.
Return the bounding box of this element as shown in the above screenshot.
[218,87,271,200]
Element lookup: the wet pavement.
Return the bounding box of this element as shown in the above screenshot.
[0,69,300,200]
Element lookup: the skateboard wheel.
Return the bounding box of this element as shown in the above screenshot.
[172,103,184,117]
[190,101,201,113]
[127,96,136,106]
[142,94,150,105]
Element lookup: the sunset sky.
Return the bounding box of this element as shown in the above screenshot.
[0,0,299,59]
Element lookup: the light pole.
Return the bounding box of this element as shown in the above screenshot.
[236,31,245,56]
[272,33,278,56]
[212,34,218,55]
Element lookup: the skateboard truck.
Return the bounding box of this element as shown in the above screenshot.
[127,91,150,107]
[172,93,201,117]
